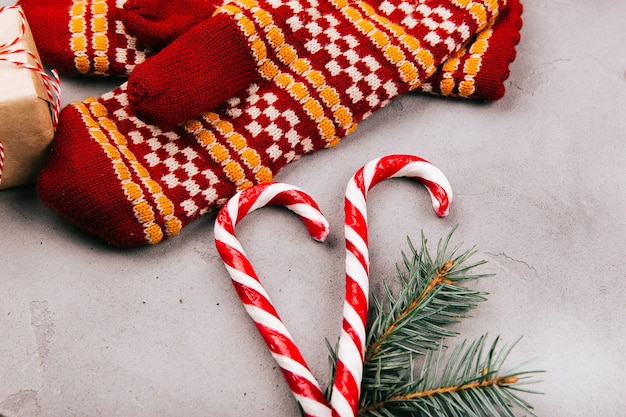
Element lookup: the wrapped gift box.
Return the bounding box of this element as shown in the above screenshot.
[0,6,55,190]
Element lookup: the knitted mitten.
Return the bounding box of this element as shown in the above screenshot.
[127,0,521,128]
[38,0,514,247]
[17,0,217,76]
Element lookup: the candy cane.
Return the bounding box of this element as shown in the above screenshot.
[214,182,332,417]
[0,6,61,127]
[330,154,452,417]
[214,156,453,416]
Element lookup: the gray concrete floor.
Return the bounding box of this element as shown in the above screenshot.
[1,0,625,416]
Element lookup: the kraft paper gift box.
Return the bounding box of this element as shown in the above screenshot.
[0,6,55,190]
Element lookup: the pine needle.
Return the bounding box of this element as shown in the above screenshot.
[325,229,543,417]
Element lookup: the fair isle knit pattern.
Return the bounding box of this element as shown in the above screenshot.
[20,0,150,76]
[38,0,508,247]
[68,0,149,75]
[416,0,522,99]
[212,0,503,146]
[428,26,498,97]
[127,0,506,130]
[125,0,522,131]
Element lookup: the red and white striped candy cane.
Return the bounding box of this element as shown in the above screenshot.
[0,5,61,127]
[329,154,452,417]
[214,182,332,417]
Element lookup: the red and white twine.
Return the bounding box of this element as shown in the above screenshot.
[214,155,452,416]
[0,5,61,183]
[0,140,4,185]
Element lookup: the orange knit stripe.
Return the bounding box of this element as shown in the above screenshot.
[91,0,110,74]
[344,0,428,87]
[69,0,90,74]
[458,26,493,97]
[74,99,182,244]
[68,0,111,75]
[433,23,493,98]
[451,0,501,31]
[183,115,274,189]
[218,2,355,147]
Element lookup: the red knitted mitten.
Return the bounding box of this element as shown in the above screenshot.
[38,0,515,247]
[17,0,216,76]
[128,0,522,129]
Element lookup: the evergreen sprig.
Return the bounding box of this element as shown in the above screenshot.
[365,230,489,362]
[324,229,543,417]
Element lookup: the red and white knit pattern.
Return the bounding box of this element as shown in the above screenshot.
[38,0,503,248]
[331,154,452,416]
[214,182,331,417]
[217,0,504,136]
[415,0,523,99]
[66,0,150,75]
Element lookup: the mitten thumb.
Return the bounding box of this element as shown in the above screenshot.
[127,13,259,128]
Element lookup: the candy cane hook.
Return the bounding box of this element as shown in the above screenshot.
[214,182,332,417]
[330,154,453,417]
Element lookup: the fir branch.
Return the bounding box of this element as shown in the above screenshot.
[359,336,542,417]
[365,230,490,363]
[365,259,454,361]
[324,230,542,417]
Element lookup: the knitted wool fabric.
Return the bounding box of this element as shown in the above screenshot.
[17,0,216,76]
[128,12,261,127]
[415,0,522,99]
[127,0,521,128]
[38,0,511,247]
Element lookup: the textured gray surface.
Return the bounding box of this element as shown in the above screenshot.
[1,0,625,416]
